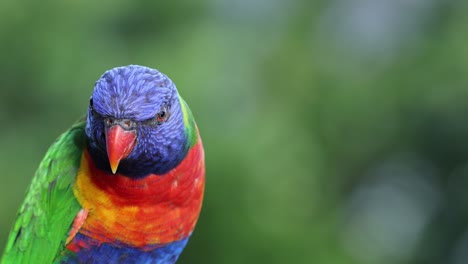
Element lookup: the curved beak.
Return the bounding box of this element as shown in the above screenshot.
[105,124,137,174]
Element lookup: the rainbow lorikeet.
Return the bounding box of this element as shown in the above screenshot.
[1,65,205,263]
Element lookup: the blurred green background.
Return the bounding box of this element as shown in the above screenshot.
[1,1,468,263]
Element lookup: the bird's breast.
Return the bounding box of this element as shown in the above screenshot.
[71,138,205,248]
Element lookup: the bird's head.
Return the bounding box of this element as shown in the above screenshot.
[85,65,193,178]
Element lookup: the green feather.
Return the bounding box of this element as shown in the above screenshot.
[179,96,198,148]
[1,120,85,264]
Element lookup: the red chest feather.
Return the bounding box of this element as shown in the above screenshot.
[72,139,205,247]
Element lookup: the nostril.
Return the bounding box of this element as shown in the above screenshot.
[106,118,114,126]
[104,118,134,130]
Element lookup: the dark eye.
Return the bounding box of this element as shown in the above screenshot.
[89,97,94,108]
[156,106,169,124]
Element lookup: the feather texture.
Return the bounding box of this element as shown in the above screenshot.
[1,65,205,263]
[1,120,85,263]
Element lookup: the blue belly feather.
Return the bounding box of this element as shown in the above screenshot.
[57,233,190,264]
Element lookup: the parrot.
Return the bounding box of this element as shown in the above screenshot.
[1,65,205,263]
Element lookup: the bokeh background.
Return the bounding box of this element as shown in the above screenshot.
[1,1,468,263]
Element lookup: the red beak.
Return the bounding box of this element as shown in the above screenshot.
[105,125,137,174]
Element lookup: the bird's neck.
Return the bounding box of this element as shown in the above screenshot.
[72,136,205,247]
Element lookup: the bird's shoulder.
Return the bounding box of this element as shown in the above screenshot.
[1,119,86,264]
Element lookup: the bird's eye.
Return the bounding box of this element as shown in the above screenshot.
[156,106,169,124]
[89,97,94,108]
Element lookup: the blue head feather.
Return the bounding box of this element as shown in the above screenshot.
[85,65,189,178]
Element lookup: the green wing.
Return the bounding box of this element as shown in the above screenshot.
[1,120,86,263]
